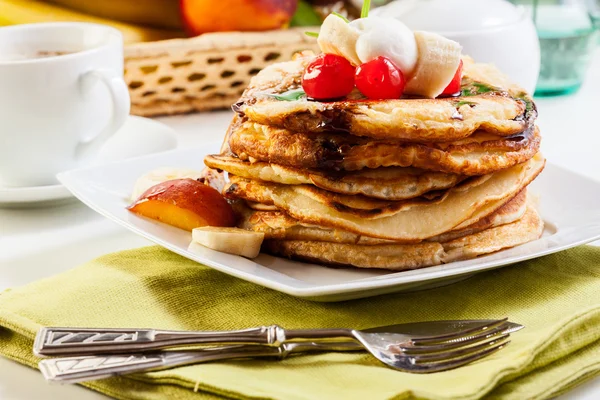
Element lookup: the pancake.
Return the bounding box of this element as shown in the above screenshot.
[234,57,537,142]
[227,116,541,175]
[224,154,545,241]
[441,204,544,263]
[428,188,527,242]
[238,189,528,245]
[227,174,490,219]
[246,202,279,211]
[205,155,465,200]
[263,205,543,271]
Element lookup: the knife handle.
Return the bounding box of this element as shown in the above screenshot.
[34,326,354,357]
[39,342,363,384]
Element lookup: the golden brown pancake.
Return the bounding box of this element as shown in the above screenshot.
[234,57,536,142]
[237,189,528,245]
[224,154,545,241]
[227,116,541,175]
[226,173,489,218]
[263,205,543,271]
[205,154,465,200]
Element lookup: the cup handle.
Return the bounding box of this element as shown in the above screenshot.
[75,69,130,160]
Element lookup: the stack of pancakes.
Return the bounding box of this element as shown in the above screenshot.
[204,56,545,271]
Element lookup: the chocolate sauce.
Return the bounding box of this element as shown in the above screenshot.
[512,93,538,128]
[231,101,245,115]
[504,124,534,143]
[331,202,383,217]
[224,183,239,196]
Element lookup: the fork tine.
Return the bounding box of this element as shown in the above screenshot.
[408,340,510,373]
[410,318,508,344]
[408,334,510,363]
[398,325,508,353]
[399,332,510,356]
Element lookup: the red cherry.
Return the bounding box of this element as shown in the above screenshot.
[355,56,406,100]
[440,59,464,97]
[301,54,356,100]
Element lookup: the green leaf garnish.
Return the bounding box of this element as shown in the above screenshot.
[515,92,537,122]
[361,0,371,18]
[305,31,319,38]
[265,88,307,101]
[290,0,323,27]
[454,100,477,108]
[331,11,349,23]
[460,81,503,97]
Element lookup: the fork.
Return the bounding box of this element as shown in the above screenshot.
[34,318,518,357]
[35,318,521,382]
[40,341,363,384]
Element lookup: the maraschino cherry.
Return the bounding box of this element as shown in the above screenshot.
[355,56,405,100]
[439,60,464,97]
[302,53,356,100]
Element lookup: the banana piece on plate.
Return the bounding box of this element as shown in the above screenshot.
[192,227,265,259]
[404,31,462,98]
[317,14,362,66]
[131,168,203,201]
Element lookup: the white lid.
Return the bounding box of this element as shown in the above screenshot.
[372,0,526,33]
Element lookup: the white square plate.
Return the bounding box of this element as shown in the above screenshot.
[58,143,600,302]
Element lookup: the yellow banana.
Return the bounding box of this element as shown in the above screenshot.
[404,31,462,98]
[0,0,185,44]
[192,227,265,259]
[317,14,361,66]
[43,0,182,30]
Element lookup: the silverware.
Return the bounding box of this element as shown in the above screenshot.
[35,319,523,383]
[34,318,520,357]
[39,341,363,384]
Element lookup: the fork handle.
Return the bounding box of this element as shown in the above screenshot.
[39,341,363,384]
[34,326,355,357]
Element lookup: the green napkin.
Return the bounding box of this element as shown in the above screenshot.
[1,245,599,400]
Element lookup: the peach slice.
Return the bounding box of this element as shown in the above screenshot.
[128,179,236,231]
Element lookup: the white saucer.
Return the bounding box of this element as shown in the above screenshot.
[0,116,177,208]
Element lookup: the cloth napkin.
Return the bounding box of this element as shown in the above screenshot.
[1,246,599,400]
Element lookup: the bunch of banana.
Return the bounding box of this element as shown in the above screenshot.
[0,0,185,44]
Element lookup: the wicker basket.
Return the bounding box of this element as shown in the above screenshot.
[124,28,319,117]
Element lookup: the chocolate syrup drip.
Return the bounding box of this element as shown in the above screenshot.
[231,101,245,115]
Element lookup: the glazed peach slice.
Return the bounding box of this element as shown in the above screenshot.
[128,179,236,231]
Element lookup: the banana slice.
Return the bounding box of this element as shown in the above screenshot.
[131,167,203,200]
[404,31,462,98]
[317,14,362,66]
[192,227,264,258]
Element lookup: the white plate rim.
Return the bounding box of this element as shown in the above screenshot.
[57,145,600,299]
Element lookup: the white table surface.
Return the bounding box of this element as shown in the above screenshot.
[1,50,600,399]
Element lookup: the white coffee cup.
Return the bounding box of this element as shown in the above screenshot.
[0,22,130,187]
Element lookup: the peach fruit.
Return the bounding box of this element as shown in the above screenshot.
[180,0,298,36]
[127,179,236,231]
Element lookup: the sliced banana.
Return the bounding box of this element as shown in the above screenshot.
[317,14,362,66]
[131,167,203,200]
[404,31,462,98]
[192,227,264,258]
